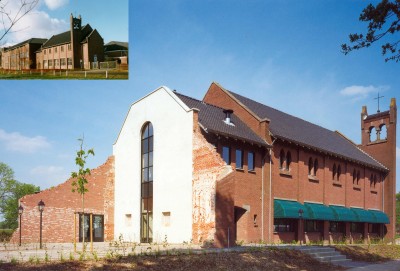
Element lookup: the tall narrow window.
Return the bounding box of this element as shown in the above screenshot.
[286,151,291,170]
[313,159,318,176]
[236,149,243,169]
[308,157,313,175]
[222,146,230,165]
[141,122,153,243]
[357,170,360,185]
[337,165,341,181]
[248,151,255,171]
[279,150,285,169]
[353,169,356,184]
[332,164,337,180]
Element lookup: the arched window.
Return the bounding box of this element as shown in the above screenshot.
[373,174,377,187]
[308,157,313,175]
[337,165,341,181]
[370,173,374,187]
[286,151,291,170]
[357,170,360,185]
[141,122,153,243]
[380,124,387,140]
[353,169,356,184]
[313,159,318,176]
[369,126,377,142]
[332,164,337,180]
[279,149,285,169]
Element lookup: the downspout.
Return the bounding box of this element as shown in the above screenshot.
[268,138,277,243]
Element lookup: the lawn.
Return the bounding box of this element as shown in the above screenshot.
[0,70,128,80]
[333,244,400,262]
[0,247,344,271]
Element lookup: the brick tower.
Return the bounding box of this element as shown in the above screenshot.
[360,98,397,240]
[70,14,82,69]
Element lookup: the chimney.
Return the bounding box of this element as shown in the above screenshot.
[223,109,234,126]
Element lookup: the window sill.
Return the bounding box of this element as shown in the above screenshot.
[332,180,342,187]
[353,185,362,191]
[370,189,378,194]
[279,169,292,177]
[236,168,244,172]
[248,170,256,174]
[308,175,319,183]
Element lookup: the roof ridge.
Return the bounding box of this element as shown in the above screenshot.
[175,91,229,111]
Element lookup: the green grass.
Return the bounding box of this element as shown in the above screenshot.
[0,70,128,80]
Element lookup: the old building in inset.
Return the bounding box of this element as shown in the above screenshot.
[1,38,46,70]
[36,14,104,70]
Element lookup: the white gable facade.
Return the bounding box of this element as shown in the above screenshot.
[113,86,196,243]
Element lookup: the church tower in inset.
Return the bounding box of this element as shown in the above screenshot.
[70,14,82,69]
[360,98,397,239]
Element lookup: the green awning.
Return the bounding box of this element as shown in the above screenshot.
[274,199,309,219]
[329,205,358,222]
[304,202,336,221]
[369,210,390,224]
[350,208,376,223]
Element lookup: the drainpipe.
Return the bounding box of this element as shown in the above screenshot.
[267,138,277,243]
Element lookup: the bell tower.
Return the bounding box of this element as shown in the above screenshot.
[360,98,397,240]
[70,14,82,69]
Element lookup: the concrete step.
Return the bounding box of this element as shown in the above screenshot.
[315,255,348,262]
[307,251,338,257]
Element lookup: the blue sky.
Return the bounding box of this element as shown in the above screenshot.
[2,0,128,46]
[0,0,399,195]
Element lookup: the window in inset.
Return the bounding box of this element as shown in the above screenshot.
[236,149,243,169]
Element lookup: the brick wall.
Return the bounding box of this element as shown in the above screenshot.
[10,156,114,244]
[192,114,231,245]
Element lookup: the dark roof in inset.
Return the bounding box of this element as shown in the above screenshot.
[42,30,70,48]
[175,92,269,147]
[4,38,47,51]
[104,41,128,52]
[224,88,386,170]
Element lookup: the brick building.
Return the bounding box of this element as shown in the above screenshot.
[12,82,396,247]
[0,38,46,70]
[36,14,104,70]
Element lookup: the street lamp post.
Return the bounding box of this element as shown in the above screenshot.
[18,205,23,246]
[298,209,304,246]
[38,200,45,249]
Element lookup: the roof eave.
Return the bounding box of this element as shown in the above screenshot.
[274,135,388,172]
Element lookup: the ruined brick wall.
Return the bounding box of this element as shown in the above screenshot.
[10,156,114,244]
[192,126,231,245]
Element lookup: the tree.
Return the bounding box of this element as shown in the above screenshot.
[0,182,39,229]
[341,0,400,62]
[0,162,15,204]
[71,137,94,252]
[0,162,39,229]
[0,0,39,43]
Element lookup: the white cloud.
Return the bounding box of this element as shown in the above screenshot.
[44,0,69,10]
[0,129,51,153]
[1,1,68,45]
[339,85,390,100]
[6,10,68,44]
[30,165,68,188]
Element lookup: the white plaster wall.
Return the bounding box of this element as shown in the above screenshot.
[113,86,194,243]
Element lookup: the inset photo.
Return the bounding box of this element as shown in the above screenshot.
[0,0,128,79]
